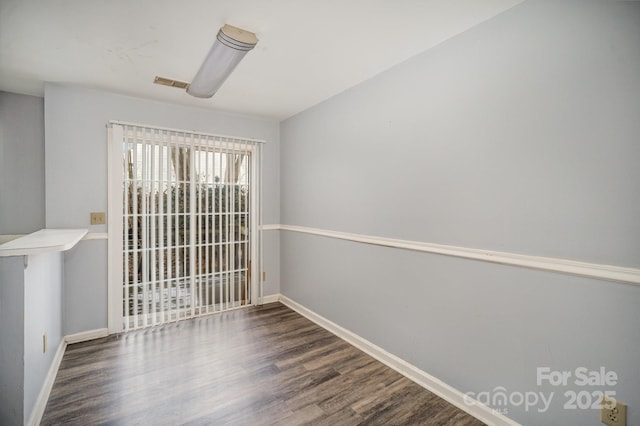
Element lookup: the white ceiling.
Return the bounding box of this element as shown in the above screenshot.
[0,0,522,120]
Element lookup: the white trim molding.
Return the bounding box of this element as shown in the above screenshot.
[276,294,519,426]
[65,328,109,344]
[260,294,280,304]
[26,328,111,425]
[107,124,125,334]
[26,339,66,426]
[83,232,108,241]
[263,224,640,286]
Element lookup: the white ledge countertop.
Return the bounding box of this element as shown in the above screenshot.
[0,229,88,257]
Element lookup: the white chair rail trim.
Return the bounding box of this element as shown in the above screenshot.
[82,232,108,241]
[261,224,640,286]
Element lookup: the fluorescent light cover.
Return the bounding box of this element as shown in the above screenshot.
[187,24,258,98]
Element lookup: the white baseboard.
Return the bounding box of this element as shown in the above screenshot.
[26,328,110,424]
[277,294,520,426]
[24,300,518,426]
[26,339,67,426]
[261,294,280,304]
[65,328,109,344]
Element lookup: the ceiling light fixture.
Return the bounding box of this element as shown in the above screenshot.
[186,24,258,98]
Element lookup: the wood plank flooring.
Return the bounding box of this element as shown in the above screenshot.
[41,303,484,425]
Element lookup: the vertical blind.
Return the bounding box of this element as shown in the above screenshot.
[120,124,260,330]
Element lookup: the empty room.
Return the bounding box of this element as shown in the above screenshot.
[1,1,639,425]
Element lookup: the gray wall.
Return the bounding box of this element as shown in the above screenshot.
[0,251,63,426]
[280,1,640,425]
[44,84,280,334]
[0,257,25,425]
[0,92,45,234]
[62,241,108,333]
[23,252,63,424]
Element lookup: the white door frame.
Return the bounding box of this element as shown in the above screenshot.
[107,122,263,334]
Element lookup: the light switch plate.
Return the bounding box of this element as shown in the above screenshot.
[90,212,106,225]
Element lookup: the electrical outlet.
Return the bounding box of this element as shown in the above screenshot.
[43,333,47,353]
[601,397,626,426]
[90,212,106,225]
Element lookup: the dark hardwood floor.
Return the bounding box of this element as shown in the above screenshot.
[41,302,484,425]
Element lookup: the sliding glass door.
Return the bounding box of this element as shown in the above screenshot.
[108,123,261,331]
